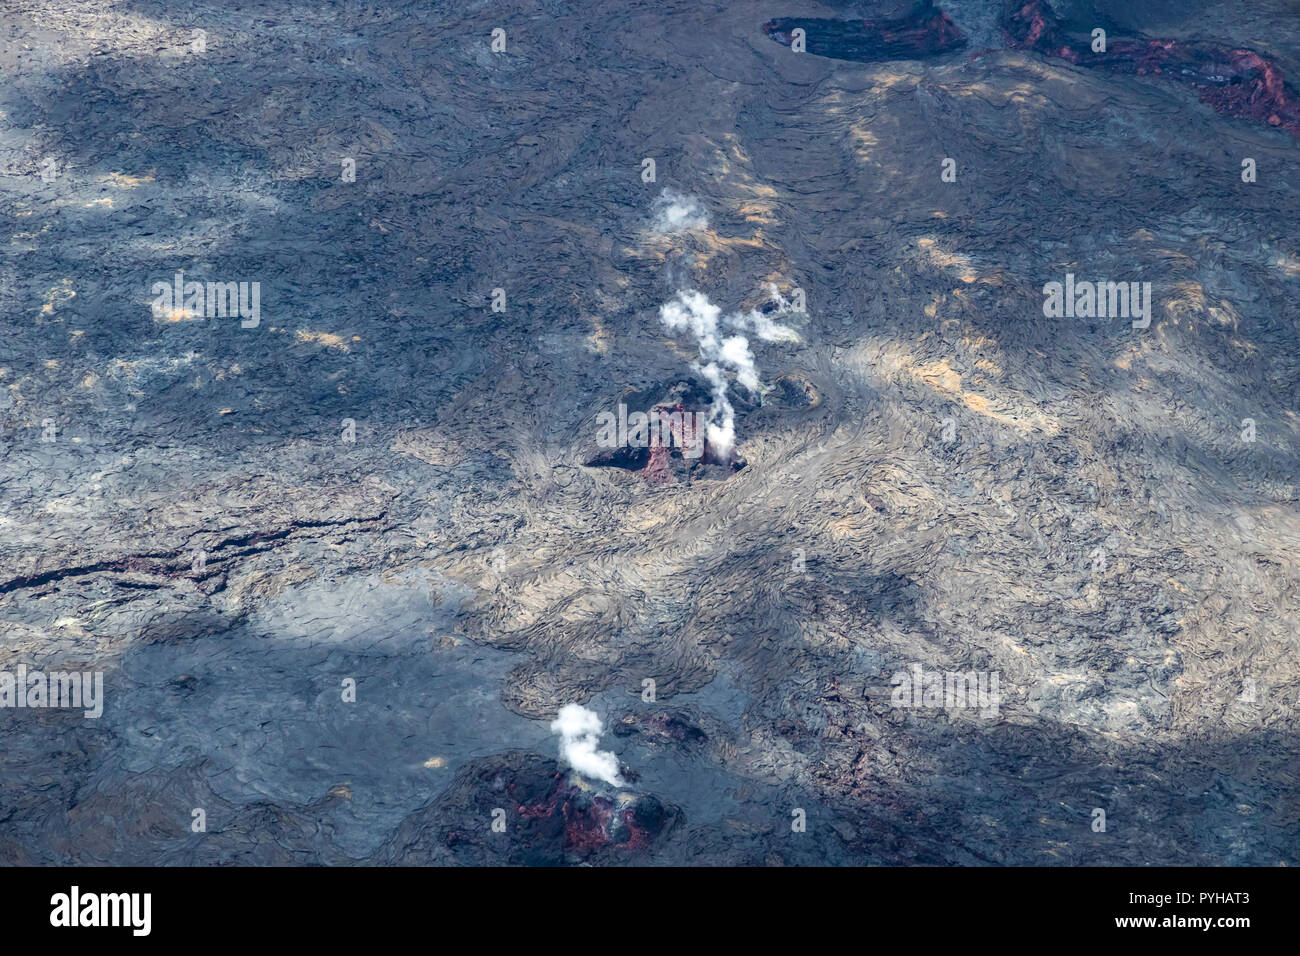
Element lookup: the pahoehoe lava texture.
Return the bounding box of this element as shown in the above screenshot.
[0,0,1298,866]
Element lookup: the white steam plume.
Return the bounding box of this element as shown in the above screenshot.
[650,187,708,234]
[550,703,625,787]
[658,284,799,457]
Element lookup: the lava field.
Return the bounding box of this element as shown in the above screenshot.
[0,0,1297,867]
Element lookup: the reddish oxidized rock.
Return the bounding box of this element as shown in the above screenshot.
[512,771,676,859]
[586,399,742,482]
[1003,0,1300,138]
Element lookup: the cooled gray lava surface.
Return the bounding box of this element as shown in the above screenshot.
[0,0,1297,865]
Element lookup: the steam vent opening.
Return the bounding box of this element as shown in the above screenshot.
[585,381,747,482]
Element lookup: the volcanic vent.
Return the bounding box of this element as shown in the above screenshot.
[584,381,747,482]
